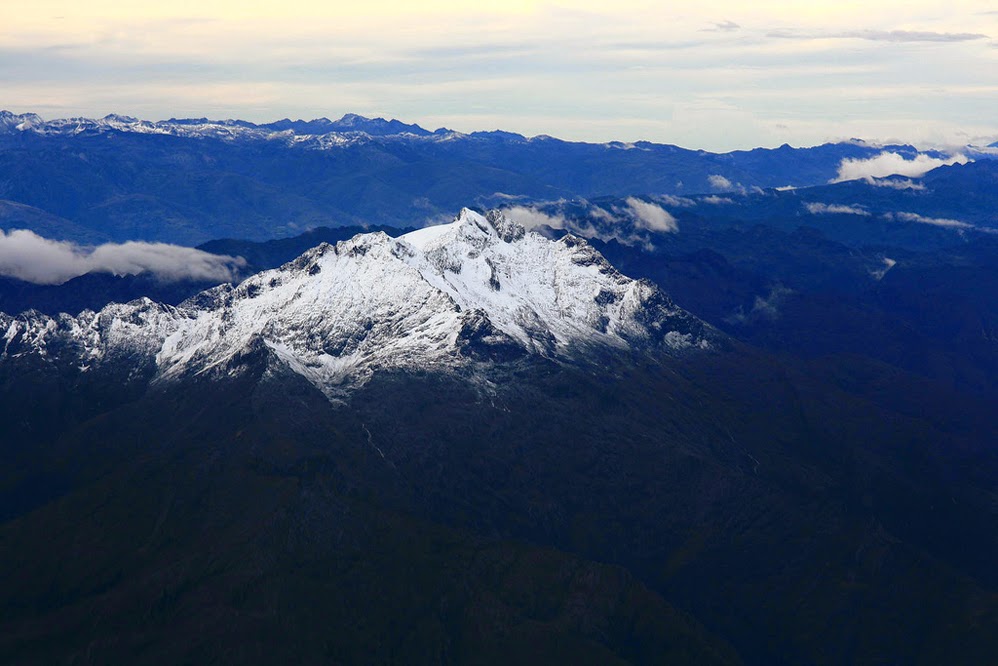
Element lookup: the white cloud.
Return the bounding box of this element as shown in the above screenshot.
[701,195,734,205]
[769,29,988,43]
[884,211,973,228]
[805,202,871,215]
[871,256,897,280]
[864,177,926,191]
[832,152,969,182]
[499,205,570,231]
[728,285,794,324]
[654,194,696,207]
[708,174,734,190]
[0,229,246,285]
[625,197,679,232]
[500,202,674,246]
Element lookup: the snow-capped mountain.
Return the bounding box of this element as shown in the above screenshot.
[0,209,710,399]
[5,109,987,162]
[0,110,450,146]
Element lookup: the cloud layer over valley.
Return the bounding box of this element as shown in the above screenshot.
[832,151,969,182]
[501,197,679,247]
[0,229,246,285]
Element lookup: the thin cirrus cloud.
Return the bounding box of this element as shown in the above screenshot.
[702,20,741,33]
[0,229,246,285]
[767,29,989,42]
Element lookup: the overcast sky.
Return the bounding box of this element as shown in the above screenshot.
[2,1,996,150]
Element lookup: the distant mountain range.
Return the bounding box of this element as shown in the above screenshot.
[1,110,992,244]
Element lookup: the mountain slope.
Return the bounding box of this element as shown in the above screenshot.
[0,358,740,665]
[1,209,711,400]
[1,311,994,665]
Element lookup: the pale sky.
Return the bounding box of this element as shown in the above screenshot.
[2,1,997,150]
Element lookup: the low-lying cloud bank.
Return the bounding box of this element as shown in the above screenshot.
[727,285,795,325]
[624,197,678,232]
[0,229,246,285]
[502,198,679,242]
[708,174,735,190]
[707,174,762,196]
[495,206,569,232]
[654,194,696,208]
[865,177,926,191]
[832,152,968,183]
[702,195,735,205]
[805,202,871,216]
[885,211,973,229]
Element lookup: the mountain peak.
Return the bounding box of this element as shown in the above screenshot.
[327,114,432,136]
[337,113,368,124]
[1,209,711,399]
[403,208,526,252]
[0,110,44,131]
[101,113,139,124]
